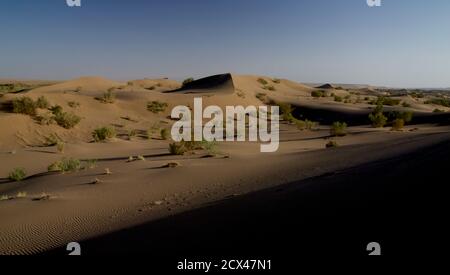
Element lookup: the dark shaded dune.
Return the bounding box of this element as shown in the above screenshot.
[316,83,335,89]
[165,73,234,94]
[291,103,450,126]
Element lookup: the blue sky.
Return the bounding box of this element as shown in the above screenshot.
[1,0,449,87]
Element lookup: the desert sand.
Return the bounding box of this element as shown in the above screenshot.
[0,74,449,254]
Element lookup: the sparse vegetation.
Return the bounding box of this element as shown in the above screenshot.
[370,96,401,106]
[54,111,81,129]
[236,90,246,98]
[255,92,267,102]
[330,122,348,137]
[147,101,168,113]
[182,77,194,86]
[326,140,339,148]
[391,118,405,131]
[96,90,116,104]
[68,101,80,108]
[9,168,26,182]
[272,78,281,84]
[12,97,37,116]
[36,96,50,109]
[402,102,411,108]
[160,128,169,140]
[334,95,343,102]
[263,85,276,91]
[433,109,445,113]
[257,78,268,85]
[36,113,55,125]
[48,158,81,173]
[128,129,137,140]
[84,159,98,169]
[369,103,388,128]
[92,126,116,142]
[295,119,317,130]
[311,90,325,98]
[425,98,450,107]
[16,192,27,198]
[0,195,10,201]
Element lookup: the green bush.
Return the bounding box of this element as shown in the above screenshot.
[369,112,387,128]
[257,78,268,85]
[311,90,325,98]
[255,92,267,102]
[391,118,405,131]
[371,96,401,106]
[295,119,317,130]
[48,158,81,173]
[54,111,81,129]
[36,96,50,109]
[50,105,63,115]
[182,77,194,86]
[263,85,276,91]
[330,122,348,137]
[424,98,450,107]
[169,142,188,155]
[96,91,115,104]
[369,103,388,128]
[92,127,116,142]
[334,96,343,102]
[9,168,26,182]
[147,101,168,113]
[36,113,55,125]
[160,128,170,140]
[12,97,37,116]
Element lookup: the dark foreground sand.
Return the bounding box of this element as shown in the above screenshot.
[47,134,449,258]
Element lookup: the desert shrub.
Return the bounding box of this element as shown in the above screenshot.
[56,141,65,153]
[68,101,80,108]
[371,96,401,106]
[96,91,115,104]
[92,126,116,142]
[391,118,405,131]
[295,119,317,130]
[200,140,218,155]
[433,109,445,113]
[402,102,411,108]
[160,128,169,140]
[330,121,348,137]
[44,133,61,146]
[147,101,168,113]
[255,92,267,102]
[369,112,387,128]
[311,90,325,98]
[54,111,81,129]
[263,85,276,91]
[236,90,246,98]
[9,168,26,182]
[12,97,36,116]
[326,140,339,148]
[424,98,450,107]
[334,95,343,102]
[36,113,55,125]
[169,142,188,155]
[410,92,424,98]
[272,78,281,84]
[84,159,98,169]
[36,96,50,109]
[387,111,413,123]
[369,103,387,128]
[182,77,194,86]
[50,105,63,115]
[48,158,81,173]
[128,129,137,139]
[257,78,268,85]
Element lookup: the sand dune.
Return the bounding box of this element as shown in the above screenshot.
[0,73,449,254]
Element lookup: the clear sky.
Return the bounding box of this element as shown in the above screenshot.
[1,0,449,88]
